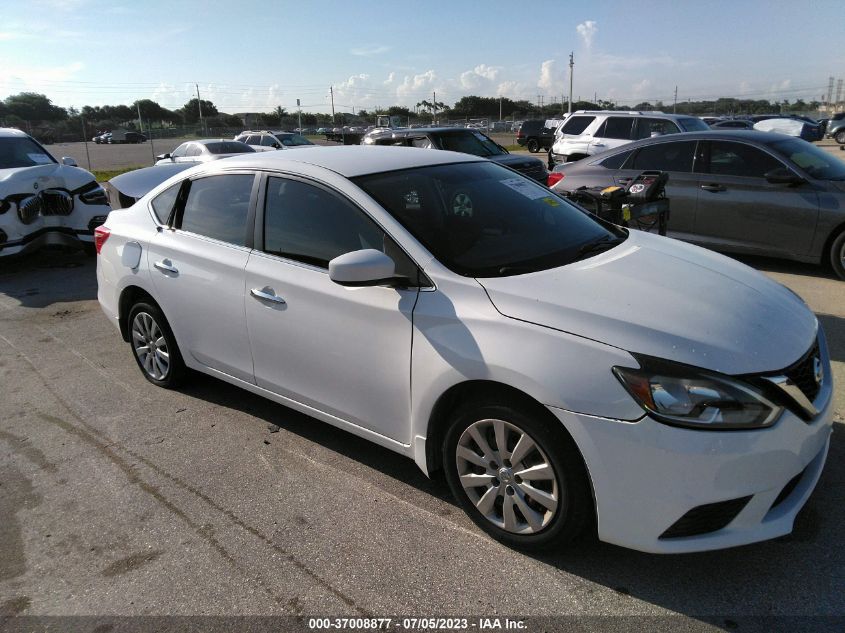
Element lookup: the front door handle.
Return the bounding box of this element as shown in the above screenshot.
[250,287,286,305]
[700,183,726,192]
[153,259,178,274]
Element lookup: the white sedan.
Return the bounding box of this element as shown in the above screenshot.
[96,146,833,553]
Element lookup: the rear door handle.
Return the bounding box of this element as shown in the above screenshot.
[700,183,727,192]
[250,287,286,305]
[153,259,178,274]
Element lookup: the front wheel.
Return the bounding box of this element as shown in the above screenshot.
[128,301,186,387]
[830,230,845,280]
[443,400,592,550]
[527,139,540,153]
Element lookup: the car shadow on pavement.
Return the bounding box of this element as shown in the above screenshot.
[179,368,844,629]
[731,253,839,281]
[0,248,96,308]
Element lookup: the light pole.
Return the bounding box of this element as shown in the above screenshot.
[568,52,574,115]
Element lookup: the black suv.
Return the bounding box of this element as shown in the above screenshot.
[516,119,556,153]
[362,127,548,183]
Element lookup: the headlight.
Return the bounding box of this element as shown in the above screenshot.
[79,184,109,205]
[613,356,783,430]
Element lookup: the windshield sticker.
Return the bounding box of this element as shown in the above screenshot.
[499,178,549,200]
[451,191,474,217]
[539,196,561,207]
[28,153,52,164]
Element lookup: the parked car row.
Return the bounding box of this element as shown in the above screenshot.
[92,130,147,144]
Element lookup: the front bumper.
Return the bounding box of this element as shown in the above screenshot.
[549,375,833,554]
[0,206,107,256]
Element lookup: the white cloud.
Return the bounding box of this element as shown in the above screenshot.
[576,21,598,48]
[538,59,564,92]
[396,70,438,99]
[631,79,652,97]
[350,45,391,57]
[459,64,501,90]
[384,72,396,85]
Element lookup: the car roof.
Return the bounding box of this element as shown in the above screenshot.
[368,126,486,139]
[209,144,482,177]
[190,139,247,146]
[0,127,30,138]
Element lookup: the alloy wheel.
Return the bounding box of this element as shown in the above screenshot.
[131,311,170,381]
[455,418,560,534]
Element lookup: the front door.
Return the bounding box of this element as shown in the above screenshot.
[244,175,419,443]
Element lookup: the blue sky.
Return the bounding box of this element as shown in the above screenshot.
[0,0,841,115]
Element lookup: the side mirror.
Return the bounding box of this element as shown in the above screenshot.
[156,153,171,160]
[329,249,396,287]
[765,167,805,185]
[272,142,281,149]
[61,156,78,167]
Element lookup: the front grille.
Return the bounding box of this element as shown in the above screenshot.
[659,496,752,539]
[41,190,74,216]
[784,341,821,403]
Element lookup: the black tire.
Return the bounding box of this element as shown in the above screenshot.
[442,399,592,550]
[830,230,845,280]
[527,138,540,153]
[835,130,845,146]
[127,301,187,388]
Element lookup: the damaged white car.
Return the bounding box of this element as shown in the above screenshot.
[0,127,110,256]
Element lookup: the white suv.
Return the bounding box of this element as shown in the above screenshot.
[549,111,709,165]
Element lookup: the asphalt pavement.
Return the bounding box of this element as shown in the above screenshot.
[0,243,843,631]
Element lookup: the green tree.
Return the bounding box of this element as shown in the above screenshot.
[3,92,67,121]
[178,98,218,124]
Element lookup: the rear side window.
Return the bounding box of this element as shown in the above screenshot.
[707,141,783,178]
[630,141,697,172]
[597,117,635,140]
[151,183,181,223]
[560,116,594,135]
[179,174,254,245]
[261,136,277,147]
[246,135,262,145]
[598,149,634,169]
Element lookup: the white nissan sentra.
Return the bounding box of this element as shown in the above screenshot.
[96,146,833,553]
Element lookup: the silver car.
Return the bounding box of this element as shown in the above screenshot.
[155,139,255,165]
[550,130,845,279]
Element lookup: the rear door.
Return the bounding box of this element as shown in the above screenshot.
[590,117,635,153]
[693,140,819,256]
[243,174,420,442]
[147,172,258,382]
[619,140,700,237]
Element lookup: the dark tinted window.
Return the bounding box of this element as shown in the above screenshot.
[151,183,180,223]
[279,134,313,146]
[708,141,783,178]
[630,141,697,172]
[263,177,385,269]
[597,117,635,140]
[634,118,681,139]
[354,162,622,278]
[677,117,710,131]
[770,138,845,180]
[260,135,277,147]
[560,116,595,135]
[179,174,254,245]
[435,131,503,157]
[598,149,635,169]
[246,135,262,145]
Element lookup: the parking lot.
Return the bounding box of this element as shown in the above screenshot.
[0,242,842,629]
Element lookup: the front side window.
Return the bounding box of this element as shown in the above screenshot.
[279,134,312,146]
[630,141,697,172]
[0,137,56,169]
[707,141,783,178]
[677,117,711,132]
[246,135,262,145]
[597,117,635,140]
[634,118,681,139]
[769,138,845,180]
[354,162,623,277]
[560,116,595,135]
[260,135,277,147]
[178,174,254,245]
[262,177,385,269]
[412,137,434,149]
[186,144,202,157]
[170,143,188,158]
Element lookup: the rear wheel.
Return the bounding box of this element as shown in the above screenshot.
[527,138,540,153]
[443,399,592,550]
[830,230,845,280]
[128,301,186,387]
[835,130,845,145]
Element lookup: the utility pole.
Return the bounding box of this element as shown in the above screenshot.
[195,83,204,134]
[81,116,91,171]
[499,96,502,121]
[568,52,574,115]
[673,86,678,113]
[297,99,302,133]
[136,102,143,135]
[330,86,336,123]
[432,91,437,124]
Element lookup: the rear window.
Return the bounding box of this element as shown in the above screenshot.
[560,116,594,135]
[204,141,254,155]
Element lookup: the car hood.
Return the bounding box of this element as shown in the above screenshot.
[477,230,817,375]
[0,163,95,197]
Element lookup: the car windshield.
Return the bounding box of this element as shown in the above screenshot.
[278,134,313,146]
[0,137,56,169]
[436,131,504,157]
[770,138,845,180]
[204,141,255,155]
[353,162,624,277]
[677,117,710,132]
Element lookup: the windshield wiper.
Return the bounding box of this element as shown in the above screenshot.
[571,235,624,262]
